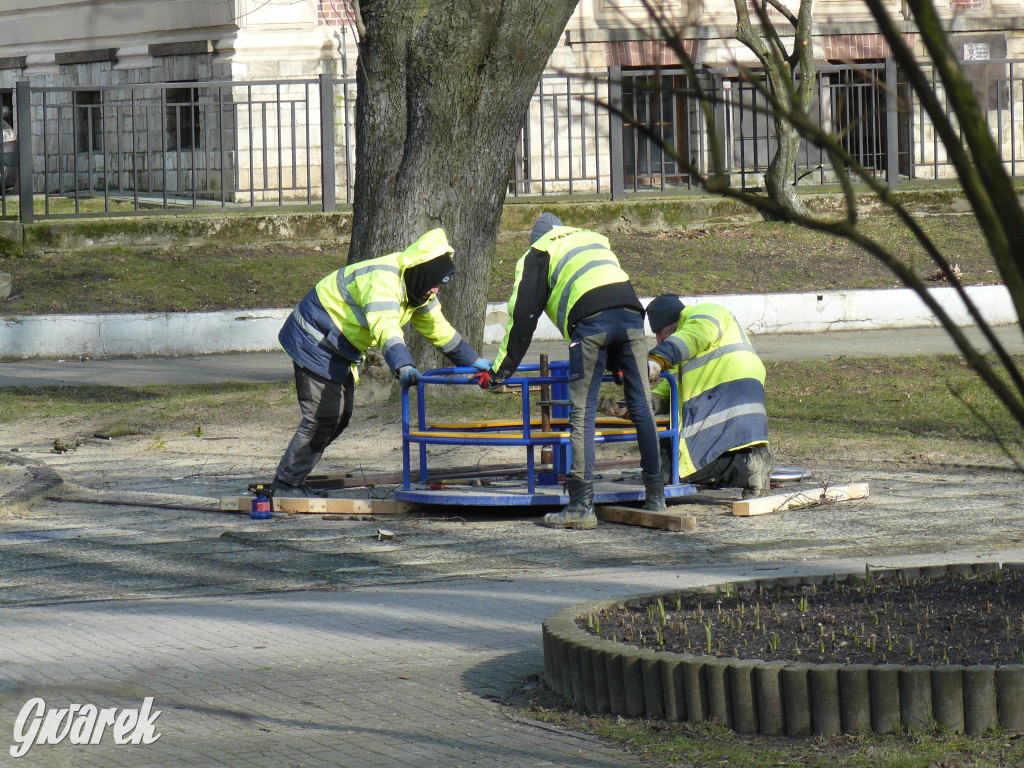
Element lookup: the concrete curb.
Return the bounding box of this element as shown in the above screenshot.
[488,284,1017,345]
[0,285,1015,359]
[542,563,1024,737]
[0,452,65,516]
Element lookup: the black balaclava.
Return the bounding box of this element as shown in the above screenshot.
[404,253,455,305]
[646,294,685,334]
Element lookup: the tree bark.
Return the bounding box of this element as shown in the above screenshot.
[764,115,804,215]
[733,0,815,220]
[350,0,579,368]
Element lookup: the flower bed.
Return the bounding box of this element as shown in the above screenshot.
[541,563,1024,736]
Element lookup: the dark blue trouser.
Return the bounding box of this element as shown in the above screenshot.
[567,307,660,481]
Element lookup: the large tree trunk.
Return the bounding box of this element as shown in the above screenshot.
[350,0,579,369]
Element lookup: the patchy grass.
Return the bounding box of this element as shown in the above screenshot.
[1,213,1001,315]
[0,382,294,440]
[0,243,338,315]
[3,354,1019,469]
[511,677,1024,768]
[493,214,998,301]
[766,355,1024,467]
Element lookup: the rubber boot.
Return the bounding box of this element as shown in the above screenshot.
[641,471,667,512]
[542,475,597,529]
[741,445,775,499]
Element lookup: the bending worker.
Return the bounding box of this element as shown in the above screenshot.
[272,228,490,497]
[645,293,773,498]
[474,213,664,529]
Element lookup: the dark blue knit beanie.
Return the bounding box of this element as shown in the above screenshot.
[646,294,685,333]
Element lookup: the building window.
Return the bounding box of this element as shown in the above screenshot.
[166,86,201,150]
[621,72,692,189]
[828,66,888,173]
[75,91,102,154]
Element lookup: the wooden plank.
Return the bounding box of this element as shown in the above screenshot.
[218,497,397,515]
[309,469,406,488]
[595,504,697,531]
[218,496,329,514]
[732,483,870,517]
[368,499,417,515]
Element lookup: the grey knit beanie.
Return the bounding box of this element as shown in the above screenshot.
[529,212,563,245]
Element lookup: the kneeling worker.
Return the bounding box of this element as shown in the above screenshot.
[646,294,773,498]
[474,213,664,529]
[272,228,490,497]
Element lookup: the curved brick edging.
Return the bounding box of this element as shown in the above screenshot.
[0,452,65,517]
[542,563,1024,737]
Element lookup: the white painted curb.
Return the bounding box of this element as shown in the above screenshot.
[0,285,1015,360]
[483,284,1018,343]
[0,309,292,360]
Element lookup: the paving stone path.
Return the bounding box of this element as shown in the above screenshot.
[1,331,1022,766]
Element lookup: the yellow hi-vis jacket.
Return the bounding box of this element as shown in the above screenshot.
[279,228,477,382]
[652,303,769,478]
[491,227,634,378]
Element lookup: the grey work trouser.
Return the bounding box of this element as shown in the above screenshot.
[567,307,661,481]
[275,362,355,485]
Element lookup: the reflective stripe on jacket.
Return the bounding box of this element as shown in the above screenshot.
[491,227,632,375]
[279,228,476,381]
[652,303,769,477]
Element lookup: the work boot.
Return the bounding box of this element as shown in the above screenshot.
[741,445,775,499]
[542,475,596,529]
[641,471,667,512]
[659,443,673,485]
[271,476,327,498]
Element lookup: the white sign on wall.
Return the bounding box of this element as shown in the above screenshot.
[964,42,991,61]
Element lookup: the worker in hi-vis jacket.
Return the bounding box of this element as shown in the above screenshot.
[273,228,490,497]
[645,293,773,498]
[474,213,664,530]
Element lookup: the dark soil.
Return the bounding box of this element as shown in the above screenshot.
[579,569,1024,666]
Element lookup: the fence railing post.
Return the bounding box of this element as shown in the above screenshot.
[608,66,624,202]
[885,57,900,190]
[16,80,32,224]
[319,72,337,213]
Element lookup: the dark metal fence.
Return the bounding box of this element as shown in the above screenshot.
[4,59,1024,222]
[616,62,896,193]
[614,59,1024,195]
[908,58,1024,180]
[507,73,606,198]
[3,74,355,223]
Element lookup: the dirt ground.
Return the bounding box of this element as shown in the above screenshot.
[1,388,1022,609]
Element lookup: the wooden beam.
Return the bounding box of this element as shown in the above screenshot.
[595,504,697,531]
[366,499,418,515]
[218,497,407,515]
[732,483,870,517]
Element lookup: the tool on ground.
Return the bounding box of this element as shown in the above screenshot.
[247,482,274,519]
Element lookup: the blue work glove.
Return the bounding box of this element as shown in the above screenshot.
[397,365,420,388]
[471,358,492,371]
